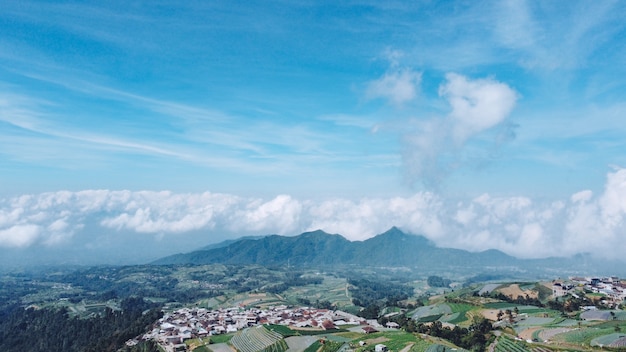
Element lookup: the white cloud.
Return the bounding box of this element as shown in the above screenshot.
[0,225,40,248]
[366,68,422,106]
[571,190,593,203]
[440,73,518,144]
[1,167,626,260]
[403,73,518,187]
[232,195,302,235]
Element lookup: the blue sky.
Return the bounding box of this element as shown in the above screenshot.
[1,1,626,265]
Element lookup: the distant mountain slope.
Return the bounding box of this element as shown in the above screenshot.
[152,227,520,268]
[198,235,268,251]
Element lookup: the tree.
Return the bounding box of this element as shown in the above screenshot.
[505,309,513,322]
[360,304,380,319]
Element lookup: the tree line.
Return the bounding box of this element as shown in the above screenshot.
[0,297,162,352]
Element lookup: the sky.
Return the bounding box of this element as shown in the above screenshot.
[1,0,626,266]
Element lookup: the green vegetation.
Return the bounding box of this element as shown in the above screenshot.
[557,327,615,344]
[494,336,530,352]
[418,314,444,323]
[266,324,299,337]
[348,277,414,313]
[191,346,211,352]
[303,340,323,352]
[447,312,467,324]
[427,276,452,288]
[447,303,475,314]
[230,325,287,352]
[483,302,517,309]
[0,297,162,352]
[3,262,626,352]
[410,339,435,352]
[352,331,421,351]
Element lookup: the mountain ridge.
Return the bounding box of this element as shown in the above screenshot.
[152,227,626,276]
[152,227,521,268]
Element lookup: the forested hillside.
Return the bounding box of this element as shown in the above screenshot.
[0,297,161,352]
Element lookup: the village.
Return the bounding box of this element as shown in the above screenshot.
[552,276,626,307]
[123,275,626,352]
[132,305,389,352]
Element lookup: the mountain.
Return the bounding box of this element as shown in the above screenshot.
[152,227,521,269]
[198,235,268,251]
[152,227,626,275]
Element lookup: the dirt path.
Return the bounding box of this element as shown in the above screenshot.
[519,327,541,340]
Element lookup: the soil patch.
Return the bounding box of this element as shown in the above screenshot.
[499,284,538,299]
[481,309,502,321]
[518,327,540,341]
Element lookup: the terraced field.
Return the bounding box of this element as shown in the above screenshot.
[230,325,288,352]
[412,304,452,321]
[282,275,353,309]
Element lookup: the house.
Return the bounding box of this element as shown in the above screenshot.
[386,322,400,329]
[362,326,378,334]
[321,319,336,330]
[375,344,388,352]
[552,282,569,297]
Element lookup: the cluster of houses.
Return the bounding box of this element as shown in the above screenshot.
[131,305,370,351]
[552,276,626,305]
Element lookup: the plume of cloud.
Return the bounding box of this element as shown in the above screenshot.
[404,73,518,187]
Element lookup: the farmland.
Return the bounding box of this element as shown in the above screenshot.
[2,263,626,352]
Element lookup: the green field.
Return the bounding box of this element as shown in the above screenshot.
[282,275,353,309]
[556,327,615,344]
[591,332,626,347]
[352,331,424,352]
[495,336,531,352]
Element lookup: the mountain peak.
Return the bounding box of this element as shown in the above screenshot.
[300,229,331,237]
[154,227,513,268]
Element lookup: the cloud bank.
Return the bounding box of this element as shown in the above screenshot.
[1,167,626,261]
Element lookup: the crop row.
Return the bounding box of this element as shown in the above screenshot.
[495,336,529,352]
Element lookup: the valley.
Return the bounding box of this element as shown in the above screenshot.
[1,260,626,352]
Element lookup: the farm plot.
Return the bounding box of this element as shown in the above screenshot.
[351,331,420,352]
[554,327,615,344]
[494,336,531,352]
[285,336,318,351]
[412,304,452,321]
[478,283,501,295]
[538,328,574,341]
[499,284,539,299]
[283,275,351,308]
[513,317,556,335]
[552,319,579,327]
[591,333,626,347]
[516,317,555,327]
